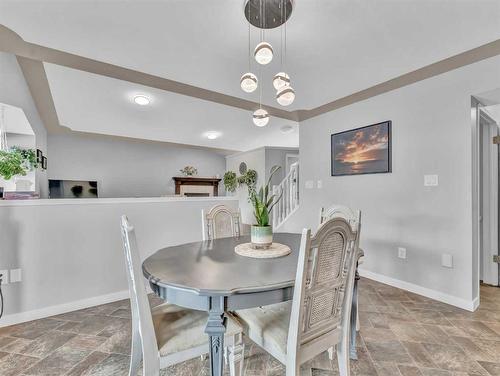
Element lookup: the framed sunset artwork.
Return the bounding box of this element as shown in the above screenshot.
[331,121,392,176]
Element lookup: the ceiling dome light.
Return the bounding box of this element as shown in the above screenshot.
[205,131,220,140]
[254,42,273,65]
[280,125,295,134]
[253,108,269,127]
[240,73,258,93]
[133,95,150,106]
[273,72,290,90]
[276,86,295,106]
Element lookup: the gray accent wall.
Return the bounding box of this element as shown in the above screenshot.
[47,132,227,198]
[282,54,500,307]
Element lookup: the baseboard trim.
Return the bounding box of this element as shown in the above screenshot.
[359,269,477,312]
[0,290,130,327]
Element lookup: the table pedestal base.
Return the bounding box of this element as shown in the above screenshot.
[205,296,227,376]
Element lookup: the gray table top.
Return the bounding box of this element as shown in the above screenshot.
[143,233,301,296]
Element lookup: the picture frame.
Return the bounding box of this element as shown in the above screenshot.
[36,149,43,164]
[331,120,392,176]
[42,156,47,170]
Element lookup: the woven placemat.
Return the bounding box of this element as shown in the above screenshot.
[234,242,291,259]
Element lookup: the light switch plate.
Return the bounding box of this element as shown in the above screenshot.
[10,269,22,283]
[305,180,314,189]
[398,247,407,259]
[442,254,453,268]
[317,180,323,189]
[424,174,439,186]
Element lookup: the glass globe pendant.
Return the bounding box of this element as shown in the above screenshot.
[240,73,258,93]
[276,86,295,106]
[254,42,273,65]
[253,108,270,127]
[273,72,290,90]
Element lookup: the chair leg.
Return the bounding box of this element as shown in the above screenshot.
[228,333,244,376]
[129,328,142,376]
[337,333,350,376]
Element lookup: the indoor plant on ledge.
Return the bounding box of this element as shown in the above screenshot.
[0,146,38,180]
[250,166,282,248]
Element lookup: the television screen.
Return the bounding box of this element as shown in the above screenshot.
[49,180,98,199]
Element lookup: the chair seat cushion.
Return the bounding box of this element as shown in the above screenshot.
[234,301,291,362]
[152,303,241,356]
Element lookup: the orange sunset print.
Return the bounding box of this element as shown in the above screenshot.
[331,121,391,176]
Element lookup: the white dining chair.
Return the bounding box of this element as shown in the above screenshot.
[202,204,241,240]
[234,218,359,376]
[319,205,363,358]
[120,215,244,376]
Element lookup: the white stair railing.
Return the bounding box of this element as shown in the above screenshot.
[272,162,299,229]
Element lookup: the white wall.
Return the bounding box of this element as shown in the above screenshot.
[0,52,48,197]
[265,148,299,187]
[48,132,227,198]
[225,147,298,224]
[0,197,239,325]
[283,55,500,310]
[225,147,266,224]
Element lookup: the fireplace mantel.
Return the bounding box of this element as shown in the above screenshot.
[173,177,221,197]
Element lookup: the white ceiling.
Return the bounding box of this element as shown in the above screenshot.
[1,103,35,135]
[44,63,299,151]
[1,0,499,150]
[1,0,500,110]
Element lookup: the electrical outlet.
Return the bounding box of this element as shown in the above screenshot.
[398,247,407,259]
[317,180,323,189]
[0,270,8,285]
[10,269,22,283]
[424,175,439,186]
[442,254,453,268]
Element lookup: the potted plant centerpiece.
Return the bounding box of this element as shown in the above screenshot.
[250,166,282,248]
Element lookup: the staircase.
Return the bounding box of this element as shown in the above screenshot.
[273,162,299,230]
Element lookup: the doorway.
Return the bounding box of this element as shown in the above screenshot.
[473,96,500,290]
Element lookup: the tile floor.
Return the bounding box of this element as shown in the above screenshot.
[0,278,499,375]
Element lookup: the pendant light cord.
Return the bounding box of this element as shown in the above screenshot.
[248,2,251,72]
[280,0,284,68]
[284,0,287,75]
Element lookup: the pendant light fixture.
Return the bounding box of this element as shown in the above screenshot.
[254,0,273,65]
[253,108,269,127]
[276,85,296,106]
[241,4,258,93]
[273,72,290,91]
[254,42,273,65]
[275,0,295,106]
[241,0,295,126]
[253,62,269,127]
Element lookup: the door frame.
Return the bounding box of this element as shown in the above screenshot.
[285,153,299,173]
[472,98,499,295]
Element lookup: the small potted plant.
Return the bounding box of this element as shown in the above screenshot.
[250,166,282,248]
[179,166,198,177]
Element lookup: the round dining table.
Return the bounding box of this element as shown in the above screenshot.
[142,233,359,376]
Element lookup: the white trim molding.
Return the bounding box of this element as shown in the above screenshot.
[0,290,130,327]
[359,269,478,312]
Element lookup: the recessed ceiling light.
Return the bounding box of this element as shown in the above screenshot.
[280,125,295,134]
[205,131,220,140]
[133,95,150,106]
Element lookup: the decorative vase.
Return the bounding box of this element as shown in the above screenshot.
[251,225,273,248]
